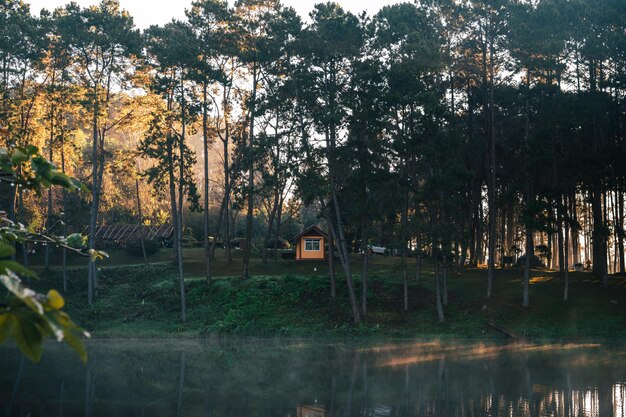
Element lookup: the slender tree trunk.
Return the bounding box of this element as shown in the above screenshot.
[18,191,28,269]
[486,37,497,300]
[563,195,570,301]
[202,82,211,284]
[415,232,422,283]
[602,190,609,284]
[402,191,409,312]
[572,192,580,265]
[87,90,99,306]
[592,184,606,284]
[261,191,279,264]
[478,193,485,265]
[523,185,534,308]
[469,180,480,266]
[45,105,54,273]
[169,142,185,322]
[459,239,468,272]
[547,231,553,269]
[617,191,626,274]
[361,222,368,317]
[324,97,360,324]
[242,64,258,280]
[443,259,449,307]
[177,78,187,322]
[435,264,445,323]
[557,203,565,274]
[61,134,68,293]
[273,194,284,261]
[441,197,449,307]
[135,178,147,265]
[612,191,618,274]
[499,205,506,268]
[328,218,360,324]
[327,215,336,300]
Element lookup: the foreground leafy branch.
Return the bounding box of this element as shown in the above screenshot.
[0,142,105,362]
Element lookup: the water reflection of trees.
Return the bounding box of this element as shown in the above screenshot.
[0,340,624,417]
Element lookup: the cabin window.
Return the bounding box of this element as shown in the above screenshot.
[304,238,321,251]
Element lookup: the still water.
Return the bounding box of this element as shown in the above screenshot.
[1,339,625,417]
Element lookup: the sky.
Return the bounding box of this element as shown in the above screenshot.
[26,0,403,29]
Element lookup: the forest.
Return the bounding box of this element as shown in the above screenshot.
[1,0,625,330]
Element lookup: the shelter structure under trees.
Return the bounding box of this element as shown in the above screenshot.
[80,224,174,248]
[292,225,328,261]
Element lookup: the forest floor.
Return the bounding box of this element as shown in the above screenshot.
[28,248,626,341]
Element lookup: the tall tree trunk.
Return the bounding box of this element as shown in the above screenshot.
[168,142,185,322]
[327,214,336,300]
[547,231,553,269]
[402,191,409,312]
[557,204,565,274]
[242,64,258,280]
[45,104,54,273]
[202,82,211,284]
[486,36,497,300]
[415,232,422,283]
[458,239,468,273]
[441,197,449,307]
[443,258,449,308]
[18,190,27,269]
[177,77,187,322]
[273,193,284,261]
[602,190,609,284]
[523,185,534,308]
[87,89,99,306]
[135,178,147,265]
[572,192,580,265]
[477,194,485,265]
[435,264,445,323]
[324,62,360,323]
[328,215,360,324]
[592,184,606,284]
[563,195,570,301]
[261,191,279,264]
[506,201,515,263]
[617,191,626,274]
[361,222,368,317]
[469,180,480,266]
[61,133,68,292]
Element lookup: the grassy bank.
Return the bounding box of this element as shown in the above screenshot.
[30,249,626,340]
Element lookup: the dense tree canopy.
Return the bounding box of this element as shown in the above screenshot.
[1,0,625,324]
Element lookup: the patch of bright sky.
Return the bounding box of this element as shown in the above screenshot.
[27,0,403,29]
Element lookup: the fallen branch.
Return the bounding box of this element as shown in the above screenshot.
[487,319,525,341]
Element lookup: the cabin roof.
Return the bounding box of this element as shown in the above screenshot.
[81,224,174,244]
[291,225,328,242]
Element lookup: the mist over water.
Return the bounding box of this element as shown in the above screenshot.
[1,339,624,417]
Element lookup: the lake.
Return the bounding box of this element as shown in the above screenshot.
[1,339,625,417]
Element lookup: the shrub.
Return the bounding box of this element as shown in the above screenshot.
[126,239,160,257]
[281,251,296,260]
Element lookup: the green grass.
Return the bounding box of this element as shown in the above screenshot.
[28,247,626,340]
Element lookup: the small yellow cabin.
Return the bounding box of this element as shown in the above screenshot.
[292,225,328,261]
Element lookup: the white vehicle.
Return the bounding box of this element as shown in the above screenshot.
[368,245,387,256]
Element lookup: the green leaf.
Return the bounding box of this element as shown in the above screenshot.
[66,233,86,249]
[10,149,28,164]
[12,315,44,362]
[0,272,44,315]
[89,249,109,262]
[0,261,38,278]
[63,331,88,363]
[0,314,13,344]
[0,242,16,258]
